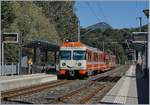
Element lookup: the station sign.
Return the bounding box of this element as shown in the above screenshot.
[132,32,147,41]
[2,33,19,43]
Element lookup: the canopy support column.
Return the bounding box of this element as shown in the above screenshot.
[33,47,36,63]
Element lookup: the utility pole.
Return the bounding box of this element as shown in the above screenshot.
[102,41,104,52]
[136,17,142,32]
[78,17,80,42]
[102,34,104,52]
[1,33,4,76]
[18,33,22,75]
[1,40,4,75]
[0,1,2,76]
[148,25,150,70]
[0,34,1,76]
[143,9,149,71]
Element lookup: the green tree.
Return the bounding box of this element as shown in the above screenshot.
[80,28,131,64]
[9,1,60,44]
[1,1,60,63]
[1,1,16,29]
[34,1,78,42]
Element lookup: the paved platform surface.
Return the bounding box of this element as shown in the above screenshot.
[0,73,57,92]
[100,64,149,104]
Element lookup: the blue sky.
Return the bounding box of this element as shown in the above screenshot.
[75,1,149,29]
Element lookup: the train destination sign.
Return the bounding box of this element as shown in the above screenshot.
[2,33,19,43]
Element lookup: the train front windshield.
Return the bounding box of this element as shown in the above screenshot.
[73,50,86,60]
[60,50,71,60]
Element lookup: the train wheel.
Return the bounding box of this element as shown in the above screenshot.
[78,75,88,80]
[57,75,65,80]
[93,71,98,75]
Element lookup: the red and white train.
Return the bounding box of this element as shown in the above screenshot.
[57,42,116,79]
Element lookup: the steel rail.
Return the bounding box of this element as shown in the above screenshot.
[47,65,129,104]
[1,80,73,100]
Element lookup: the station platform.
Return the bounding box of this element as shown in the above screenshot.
[100,65,149,104]
[0,73,57,92]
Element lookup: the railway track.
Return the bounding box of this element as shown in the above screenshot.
[47,77,118,104]
[46,65,129,104]
[78,83,106,104]
[1,80,73,100]
[89,65,128,81]
[46,81,106,104]
[1,65,129,104]
[46,77,119,104]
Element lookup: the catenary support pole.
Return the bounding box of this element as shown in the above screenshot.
[78,18,80,42]
[18,33,22,75]
[148,24,150,70]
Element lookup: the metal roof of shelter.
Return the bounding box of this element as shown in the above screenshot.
[128,32,148,51]
[23,40,59,52]
[132,32,147,42]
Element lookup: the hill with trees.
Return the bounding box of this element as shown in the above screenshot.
[2,1,78,64]
[80,24,148,64]
[1,1,148,64]
[86,22,112,31]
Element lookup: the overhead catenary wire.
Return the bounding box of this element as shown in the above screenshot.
[82,28,97,35]
[86,2,101,22]
[75,2,108,40]
[85,2,106,51]
[96,2,109,24]
[84,1,112,32]
[82,2,102,35]
[135,0,139,28]
[135,0,143,29]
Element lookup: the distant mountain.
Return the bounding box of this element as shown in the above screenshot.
[86,22,112,31]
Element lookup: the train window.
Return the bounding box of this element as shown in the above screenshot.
[86,53,89,61]
[94,53,98,61]
[60,50,71,60]
[73,50,86,60]
[96,53,98,61]
[99,54,101,61]
[87,51,91,61]
[94,53,96,61]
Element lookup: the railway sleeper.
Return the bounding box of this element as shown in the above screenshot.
[46,82,94,103]
[1,80,72,100]
[80,85,106,104]
[3,98,33,104]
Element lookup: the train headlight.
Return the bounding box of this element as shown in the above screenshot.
[62,62,66,66]
[78,62,82,66]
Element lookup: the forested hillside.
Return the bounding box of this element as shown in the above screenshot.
[2,1,78,63]
[1,1,148,64]
[34,1,78,41]
[81,24,148,64]
[86,22,112,31]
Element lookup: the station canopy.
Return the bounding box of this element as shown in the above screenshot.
[23,40,59,52]
[128,32,148,51]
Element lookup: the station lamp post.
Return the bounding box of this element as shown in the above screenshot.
[143,9,149,70]
[78,17,80,42]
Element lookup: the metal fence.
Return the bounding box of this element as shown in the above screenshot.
[0,63,18,76]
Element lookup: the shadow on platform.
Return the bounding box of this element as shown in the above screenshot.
[136,64,149,104]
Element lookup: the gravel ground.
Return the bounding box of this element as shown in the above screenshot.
[87,82,115,104]
[55,82,105,104]
[2,80,89,104]
[1,65,129,104]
